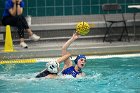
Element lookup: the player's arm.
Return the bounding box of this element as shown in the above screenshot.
[61,33,80,69]
[56,52,71,63]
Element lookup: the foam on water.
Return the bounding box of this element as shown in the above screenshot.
[0,72,102,82]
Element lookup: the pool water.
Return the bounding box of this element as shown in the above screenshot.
[0,55,140,93]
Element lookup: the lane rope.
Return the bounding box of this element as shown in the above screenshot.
[0,53,140,64]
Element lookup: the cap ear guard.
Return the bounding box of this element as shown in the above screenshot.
[74,54,86,64]
[46,61,59,73]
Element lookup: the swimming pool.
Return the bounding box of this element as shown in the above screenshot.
[0,54,140,93]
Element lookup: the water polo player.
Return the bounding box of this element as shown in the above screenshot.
[36,33,87,78]
[35,61,60,78]
[62,55,86,78]
[61,33,86,78]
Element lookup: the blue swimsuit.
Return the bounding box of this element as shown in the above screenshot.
[62,66,82,78]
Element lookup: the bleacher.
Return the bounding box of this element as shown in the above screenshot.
[0,14,140,42]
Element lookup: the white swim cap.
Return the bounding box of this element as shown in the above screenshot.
[46,61,59,73]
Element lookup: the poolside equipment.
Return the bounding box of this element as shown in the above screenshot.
[0,59,37,64]
[102,3,129,43]
[76,22,90,35]
[0,58,54,64]
[4,25,14,52]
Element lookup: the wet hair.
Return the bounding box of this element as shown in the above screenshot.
[74,54,86,64]
[36,69,57,78]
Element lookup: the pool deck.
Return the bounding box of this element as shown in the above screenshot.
[0,37,140,60]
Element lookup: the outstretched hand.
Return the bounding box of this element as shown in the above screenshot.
[72,33,80,40]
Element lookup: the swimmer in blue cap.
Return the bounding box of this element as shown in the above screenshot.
[61,33,86,78]
[61,54,86,78]
[36,33,86,78]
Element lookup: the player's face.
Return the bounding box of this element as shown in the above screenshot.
[77,58,86,68]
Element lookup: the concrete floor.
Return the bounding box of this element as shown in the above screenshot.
[0,37,140,60]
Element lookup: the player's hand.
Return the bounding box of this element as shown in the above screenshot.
[72,33,80,40]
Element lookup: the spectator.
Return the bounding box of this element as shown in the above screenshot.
[2,0,40,48]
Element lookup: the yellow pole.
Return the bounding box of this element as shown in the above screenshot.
[4,25,14,52]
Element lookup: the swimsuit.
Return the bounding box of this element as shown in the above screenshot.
[62,66,82,78]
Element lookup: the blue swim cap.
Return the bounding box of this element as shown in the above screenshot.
[74,54,86,64]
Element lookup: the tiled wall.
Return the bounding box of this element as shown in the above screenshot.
[0,0,140,17]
